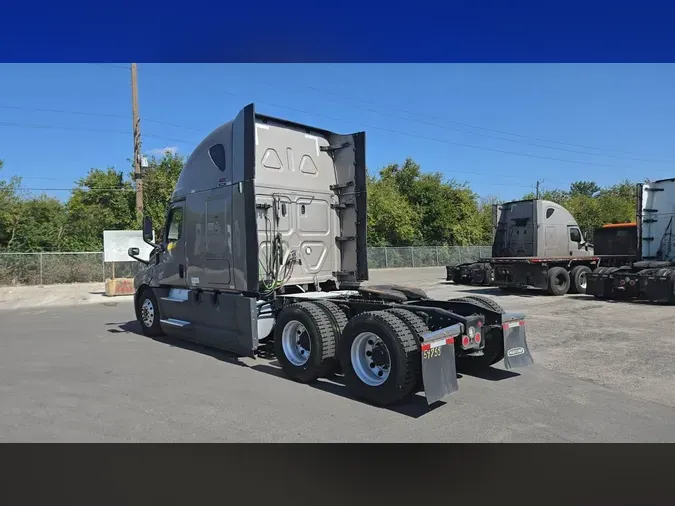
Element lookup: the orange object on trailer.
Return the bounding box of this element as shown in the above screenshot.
[602,222,636,228]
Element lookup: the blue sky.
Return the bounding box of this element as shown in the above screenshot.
[1,63,674,202]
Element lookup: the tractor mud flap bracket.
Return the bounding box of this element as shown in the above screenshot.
[501,312,534,369]
[420,323,462,405]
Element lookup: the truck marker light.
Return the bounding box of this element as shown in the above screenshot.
[474,332,481,344]
[461,335,470,347]
[477,320,483,328]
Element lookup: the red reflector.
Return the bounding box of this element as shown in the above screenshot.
[461,335,470,347]
[519,320,525,326]
[474,332,481,344]
[445,337,455,345]
[421,343,431,351]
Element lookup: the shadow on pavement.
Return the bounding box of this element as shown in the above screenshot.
[106,320,448,419]
[107,320,525,418]
[443,284,543,298]
[107,320,247,367]
[566,295,672,306]
[457,364,519,381]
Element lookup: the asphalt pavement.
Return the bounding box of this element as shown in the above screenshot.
[1,276,674,441]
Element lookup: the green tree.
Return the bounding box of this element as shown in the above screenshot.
[378,158,485,246]
[8,196,69,252]
[0,161,25,251]
[138,152,184,237]
[366,174,420,246]
[569,181,601,197]
[65,167,135,250]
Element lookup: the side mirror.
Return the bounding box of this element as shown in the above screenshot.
[142,216,154,244]
[127,246,148,265]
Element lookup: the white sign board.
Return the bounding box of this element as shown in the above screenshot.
[103,230,155,263]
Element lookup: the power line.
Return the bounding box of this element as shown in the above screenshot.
[18,187,134,192]
[230,93,641,170]
[300,83,675,164]
[86,63,131,71]
[0,103,203,132]
[80,63,673,164]
[0,120,195,145]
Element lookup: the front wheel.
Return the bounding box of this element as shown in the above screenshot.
[137,289,164,337]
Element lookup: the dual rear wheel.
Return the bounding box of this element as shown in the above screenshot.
[274,302,426,406]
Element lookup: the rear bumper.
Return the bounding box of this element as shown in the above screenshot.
[587,270,674,301]
[611,273,641,298]
[637,273,674,302]
[419,312,533,405]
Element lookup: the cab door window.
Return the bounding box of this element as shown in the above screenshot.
[165,206,184,244]
[569,227,581,243]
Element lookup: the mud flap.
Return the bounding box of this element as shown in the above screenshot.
[501,312,534,369]
[420,324,462,405]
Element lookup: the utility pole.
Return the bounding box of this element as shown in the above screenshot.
[535,179,543,199]
[131,63,143,218]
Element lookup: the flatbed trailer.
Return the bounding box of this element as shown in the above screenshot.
[128,103,534,407]
[447,198,597,295]
[449,256,600,295]
[490,256,600,295]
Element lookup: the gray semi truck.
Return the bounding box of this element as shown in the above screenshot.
[448,199,599,295]
[586,179,675,303]
[126,103,533,407]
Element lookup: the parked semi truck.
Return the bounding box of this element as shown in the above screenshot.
[586,179,675,303]
[448,199,599,295]
[126,104,533,407]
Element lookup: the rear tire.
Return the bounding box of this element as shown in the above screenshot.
[569,265,592,294]
[547,267,570,296]
[454,294,505,314]
[274,302,338,383]
[339,311,421,406]
[310,300,349,374]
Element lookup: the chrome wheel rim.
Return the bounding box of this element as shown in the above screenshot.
[579,272,587,290]
[282,320,311,366]
[141,298,155,327]
[351,332,391,386]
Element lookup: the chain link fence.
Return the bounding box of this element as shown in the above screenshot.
[0,252,144,286]
[0,246,491,286]
[367,246,491,269]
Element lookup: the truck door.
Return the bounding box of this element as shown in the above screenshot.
[544,226,557,257]
[157,201,187,287]
[567,225,583,256]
